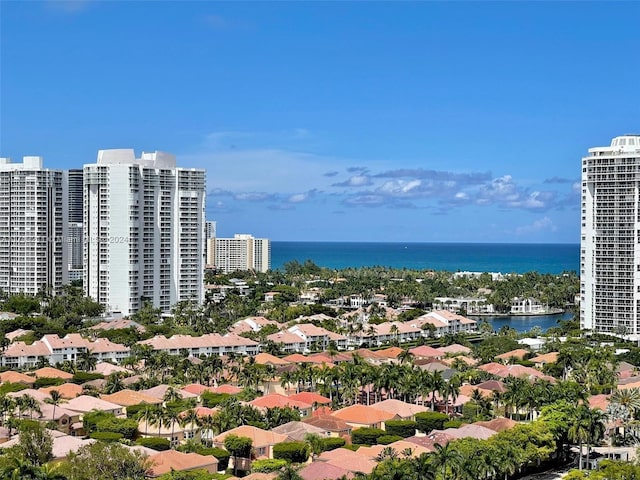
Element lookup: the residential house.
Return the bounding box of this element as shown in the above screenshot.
[303,415,352,438]
[0,334,129,369]
[249,393,313,418]
[371,399,429,421]
[410,310,477,337]
[139,333,260,357]
[272,421,329,441]
[331,404,399,430]
[432,297,495,315]
[212,425,289,459]
[147,450,219,477]
[511,297,546,314]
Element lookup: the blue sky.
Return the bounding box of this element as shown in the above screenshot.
[1,1,638,243]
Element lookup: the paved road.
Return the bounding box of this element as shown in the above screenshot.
[521,466,573,480]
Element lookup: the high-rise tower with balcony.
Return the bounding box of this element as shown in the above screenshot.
[0,156,66,294]
[83,149,205,315]
[65,168,84,282]
[581,134,640,335]
[209,234,271,273]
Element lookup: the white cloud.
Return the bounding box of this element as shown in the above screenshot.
[515,216,557,235]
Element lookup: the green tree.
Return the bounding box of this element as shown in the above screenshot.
[60,441,150,480]
[224,434,253,476]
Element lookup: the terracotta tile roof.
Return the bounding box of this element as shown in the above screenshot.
[90,319,145,332]
[2,341,51,358]
[89,338,130,354]
[478,362,505,375]
[357,440,431,459]
[303,415,351,433]
[0,371,36,385]
[190,406,219,417]
[409,345,444,358]
[300,462,354,480]
[141,384,198,401]
[255,353,290,366]
[376,347,404,359]
[318,449,377,474]
[65,395,123,413]
[441,355,477,367]
[101,389,163,407]
[371,399,429,418]
[250,393,312,410]
[32,367,74,380]
[268,331,307,346]
[212,425,289,448]
[8,388,50,403]
[93,362,129,376]
[148,450,218,476]
[529,352,559,364]
[40,383,82,400]
[494,364,551,381]
[241,473,278,480]
[211,384,243,395]
[5,329,33,342]
[439,344,472,355]
[444,424,496,440]
[139,333,259,350]
[332,404,398,425]
[476,380,508,393]
[282,353,314,363]
[588,394,610,411]
[272,421,328,441]
[288,392,331,405]
[182,383,215,395]
[474,417,518,432]
[496,349,530,361]
[403,435,441,450]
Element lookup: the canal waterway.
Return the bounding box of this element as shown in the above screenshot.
[476,311,575,334]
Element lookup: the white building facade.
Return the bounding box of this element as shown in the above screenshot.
[209,234,271,273]
[581,135,640,335]
[0,156,67,294]
[83,149,205,315]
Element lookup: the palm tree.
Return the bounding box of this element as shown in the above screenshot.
[398,348,413,365]
[429,442,463,480]
[0,455,43,480]
[411,452,435,480]
[137,406,156,436]
[180,408,200,441]
[568,406,590,470]
[45,390,63,427]
[76,349,97,372]
[163,407,182,448]
[585,407,607,468]
[104,373,124,394]
[163,386,183,404]
[428,371,445,411]
[375,446,398,462]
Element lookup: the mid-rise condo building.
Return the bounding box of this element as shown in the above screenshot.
[581,134,640,335]
[83,149,205,315]
[209,234,271,273]
[0,156,66,294]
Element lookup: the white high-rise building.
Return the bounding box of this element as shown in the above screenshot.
[209,234,271,273]
[83,149,205,315]
[0,156,66,294]
[581,134,640,335]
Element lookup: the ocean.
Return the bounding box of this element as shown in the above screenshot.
[271,242,579,274]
